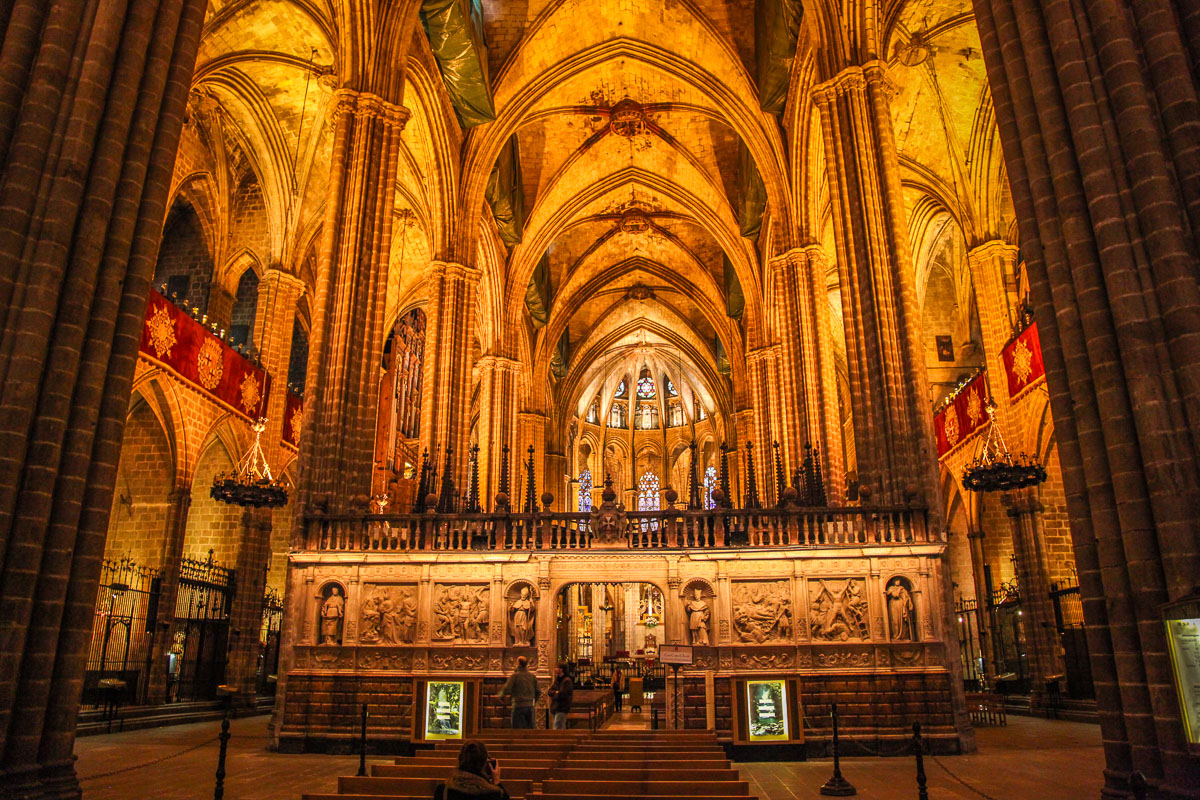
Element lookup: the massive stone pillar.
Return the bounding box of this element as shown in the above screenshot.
[0,1,208,794]
[254,269,305,448]
[419,261,480,494]
[965,241,1020,438]
[475,355,520,508]
[745,346,781,504]
[973,2,1200,794]
[769,245,846,500]
[813,62,940,508]
[1004,494,1065,702]
[300,90,408,515]
[225,508,273,702]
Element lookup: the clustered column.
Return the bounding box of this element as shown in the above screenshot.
[0,0,208,795]
[476,355,520,508]
[301,90,408,516]
[813,63,939,507]
[973,1,1200,794]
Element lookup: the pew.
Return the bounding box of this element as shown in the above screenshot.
[540,780,750,796]
[549,768,741,782]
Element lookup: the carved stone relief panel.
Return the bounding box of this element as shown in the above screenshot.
[731,580,792,643]
[432,584,490,643]
[357,649,413,671]
[814,648,872,668]
[358,583,418,645]
[430,649,487,670]
[734,649,795,669]
[807,578,870,641]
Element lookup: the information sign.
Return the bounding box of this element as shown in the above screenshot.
[425,680,465,740]
[1165,617,1200,747]
[658,644,694,665]
[746,679,789,742]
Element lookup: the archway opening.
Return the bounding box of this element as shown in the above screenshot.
[555,581,667,689]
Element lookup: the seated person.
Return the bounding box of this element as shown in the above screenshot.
[435,740,508,800]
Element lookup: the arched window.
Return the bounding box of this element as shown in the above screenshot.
[666,378,678,397]
[638,472,660,532]
[637,369,656,398]
[586,401,599,424]
[668,403,683,427]
[614,380,627,398]
[637,402,657,429]
[703,466,718,509]
[578,469,593,513]
[610,402,627,428]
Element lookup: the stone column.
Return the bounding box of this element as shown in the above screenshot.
[744,347,777,504]
[300,90,408,516]
[973,1,1200,793]
[225,509,273,704]
[965,241,1020,435]
[146,487,193,704]
[0,0,208,794]
[207,284,237,331]
[812,63,939,508]
[476,355,520,508]
[420,261,481,494]
[965,526,996,677]
[769,246,846,500]
[253,269,305,449]
[1003,493,1064,707]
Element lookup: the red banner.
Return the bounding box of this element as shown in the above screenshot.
[140,290,270,420]
[935,371,991,459]
[1001,320,1046,402]
[284,391,304,449]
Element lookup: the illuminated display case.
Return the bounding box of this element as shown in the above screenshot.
[732,675,803,745]
[424,680,465,740]
[1163,592,1200,754]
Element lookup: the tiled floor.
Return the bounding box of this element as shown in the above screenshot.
[76,711,1104,799]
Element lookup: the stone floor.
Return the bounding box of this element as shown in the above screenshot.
[76,711,1104,799]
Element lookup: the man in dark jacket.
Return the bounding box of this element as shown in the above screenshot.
[435,740,508,800]
[497,655,539,728]
[547,664,574,730]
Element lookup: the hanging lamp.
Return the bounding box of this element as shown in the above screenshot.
[211,418,289,507]
[961,400,1047,492]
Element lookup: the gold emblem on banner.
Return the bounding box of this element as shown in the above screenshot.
[197,338,223,390]
[943,406,960,447]
[289,404,303,445]
[239,373,261,415]
[146,304,177,359]
[1012,338,1034,385]
[967,386,983,427]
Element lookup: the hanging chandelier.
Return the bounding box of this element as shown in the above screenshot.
[210,418,289,508]
[961,401,1047,493]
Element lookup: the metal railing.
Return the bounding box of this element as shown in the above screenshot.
[302,506,934,553]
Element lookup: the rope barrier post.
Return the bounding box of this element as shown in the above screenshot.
[912,721,928,800]
[820,703,856,796]
[357,703,369,777]
[213,714,231,800]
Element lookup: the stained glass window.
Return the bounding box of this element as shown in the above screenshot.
[703,466,718,509]
[578,469,593,513]
[666,378,678,397]
[638,472,660,532]
[615,380,627,397]
[637,374,656,398]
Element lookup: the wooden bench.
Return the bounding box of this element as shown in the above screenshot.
[565,752,728,762]
[564,759,733,770]
[550,769,740,782]
[398,756,560,769]
[330,776,533,799]
[529,795,755,800]
[371,764,550,782]
[541,780,750,797]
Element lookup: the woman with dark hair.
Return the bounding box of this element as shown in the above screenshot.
[434,740,509,800]
[610,667,623,713]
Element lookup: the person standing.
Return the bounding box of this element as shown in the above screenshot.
[610,666,623,713]
[497,655,539,729]
[548,664,574,730]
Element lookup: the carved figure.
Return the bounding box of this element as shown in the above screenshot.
[433,585,489,643]
[685,588,711,646]
[320,586,345,645]
[509,586,536,646]
[887,578,915,641]
[358,586,417,644]
[732,582,791,643]
[809,579,869,641]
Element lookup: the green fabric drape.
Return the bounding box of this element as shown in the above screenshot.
[486,133,525,245]
[736,138,767,239]
[420,0,496,128]
[724,254,745,321]
[525,249,551,326]
[550,330,570,379]
[755,0,803,114]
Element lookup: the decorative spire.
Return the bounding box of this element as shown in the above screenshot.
[687,439,701,509]
[437,445,456,512]
[414,447,431,512]
[812,445,827,506]
[718,443,732,508]
[498,443,511,507]
[523,445,537,513]
[744,442,761,509]
[465,444,481,513]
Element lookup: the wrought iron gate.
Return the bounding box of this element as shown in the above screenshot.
[1050,579,1094,699]
[168,551,234,702]
[954,596,984,690]
[256,587,284,696]
[83,558,160,707]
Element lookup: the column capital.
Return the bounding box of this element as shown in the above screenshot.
[332,88,410,129]
[259,267,307,296]
[770,244,830,273]
[746,345,780,365]
[477,353,522,373]
[812,60,895,107]
[966,239,1019,265]
[429,260,482,283]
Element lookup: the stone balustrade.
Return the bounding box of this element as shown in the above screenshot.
[304,506,933,553]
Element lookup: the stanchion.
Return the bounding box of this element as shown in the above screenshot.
[213,714,231,800]
[912,722,928,800]
[357,703,369,777]
[820,703,856,796]
[1130,771,1147,800]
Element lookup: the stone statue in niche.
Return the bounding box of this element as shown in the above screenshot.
[684,587,712,646]
[508,585,536,646]
[732,581,792,643]
[358,585,417,644]
[319,585,345,645]
[886,578,916,641]
[809,578,870,641]
[433,585,490,643]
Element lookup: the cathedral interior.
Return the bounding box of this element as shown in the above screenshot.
[1,0,1199,798]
